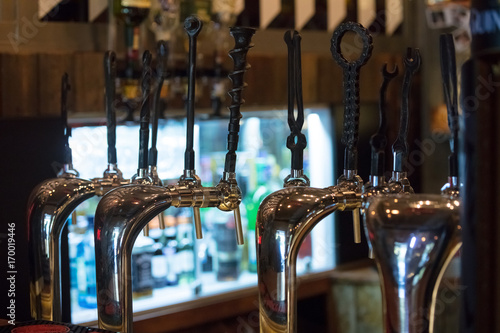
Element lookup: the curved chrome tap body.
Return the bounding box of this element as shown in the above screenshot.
[27,173,95,321]
[94,182,233,332]
[257,181,361,333]
[365,194,461,333]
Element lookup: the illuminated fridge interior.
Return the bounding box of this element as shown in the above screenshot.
[68,106,335,325]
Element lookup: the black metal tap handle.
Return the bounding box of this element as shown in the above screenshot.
[138,51,152,170]
[61,72,72,165]
[284,30,307,172]
[149,41,169,168]
[224,26,256,173]
[184,16,202,171]
[439,34,459,178]
[104,51,118,165]
[331,22,373,172]
[370,64,398,177]
[392,48,420,173]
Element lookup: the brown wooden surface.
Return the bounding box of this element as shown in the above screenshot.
[133,274,332,333]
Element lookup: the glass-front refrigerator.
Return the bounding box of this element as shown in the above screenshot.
[67,105,336,325]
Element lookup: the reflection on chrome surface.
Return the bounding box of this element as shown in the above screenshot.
[257,185,361,332]
[365,194,461,333]
[28,175,95,321]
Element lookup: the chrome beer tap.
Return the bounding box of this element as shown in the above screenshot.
[363,40,462,333]
[27,52,132,321]
[27,73,96,321]
[439,34,459,197]
[256,23,372,333]
[93,16,255,332]
[363,64,398,197]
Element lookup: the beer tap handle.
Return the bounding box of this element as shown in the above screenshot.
[104,51,117,166]
[439,34,459,181]
[331,22,373,174]
[149,41,169,172]
[283,30,309,187]
[183,16,203,239]
[370,64,398,179]
[221,26,256,246]
[139,51,152,171]
[392,48,420,173]
[224,26,255,174]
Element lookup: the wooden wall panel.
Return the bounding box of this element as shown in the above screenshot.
[0,53,39,118]
[37,52,75,117]
[73,52,105,114]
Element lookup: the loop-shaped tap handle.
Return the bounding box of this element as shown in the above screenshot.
[392,48,420,173]
[139,51,152,170]
[149,41,169,167]
[184,16,203,171]
[224,26,256,173]
[193,207,202,239]
[331,22,373,172]
[439,34,459,178]
[234,207,244,245]
[61,72,72,165]
[284,30,307,172]
[370,63,398,177]
[104,51,118,165]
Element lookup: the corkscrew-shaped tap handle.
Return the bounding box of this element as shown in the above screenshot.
[392,48,420,173]
[283,30,309,187]
[331,22,373,173]
[138,51,152,171]
[224,26,256,174]
[104,51,118,166]
[370,64,398,178]
[149,41,169,170]
[61,73,72,166]
[219,26,256,246]
[439,34,459,179]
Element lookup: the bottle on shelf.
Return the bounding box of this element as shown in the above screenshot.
[164,216,180,286]
[113,0,152,110]
[175,208,196,285]
[76,216,97,309]
[131,233,155,299]
[149,227,169,289]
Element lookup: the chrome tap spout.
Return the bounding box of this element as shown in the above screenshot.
[257,186,361,333]
[27,176,95,321]
[94,183,227,332]
[94,184,173,333]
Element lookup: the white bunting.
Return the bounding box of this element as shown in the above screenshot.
[327,0,346,31]
[386,0,403,35]
[358,0,376,28]
[89,0,108,22]
[260,0,281,29]
[295,0,315,31]
[38,0,65,19]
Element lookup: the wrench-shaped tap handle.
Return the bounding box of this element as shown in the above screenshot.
[331,22,373,173]
[392,48,420,173]
[439,34,458,178]
[104,51,118,166]
[370,64,398,178]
